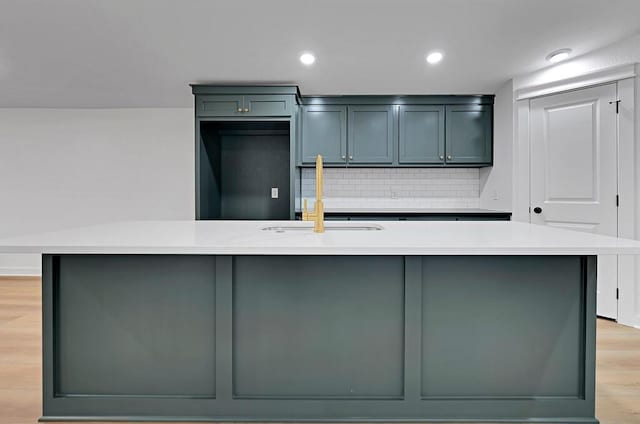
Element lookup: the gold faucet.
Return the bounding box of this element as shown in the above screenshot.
[302,154,325,233]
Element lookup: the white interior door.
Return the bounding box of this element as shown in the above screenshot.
[530,83,618,319]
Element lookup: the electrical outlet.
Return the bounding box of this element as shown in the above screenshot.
[271,187,279,199]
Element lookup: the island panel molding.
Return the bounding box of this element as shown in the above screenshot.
[420,255,585,398]
[232,255,405,399]
[41,253,598,423]
[52,255,217,398]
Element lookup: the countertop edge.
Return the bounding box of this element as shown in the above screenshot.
[0,247,635,255]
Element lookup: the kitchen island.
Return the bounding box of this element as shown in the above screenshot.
[2,220,640,423]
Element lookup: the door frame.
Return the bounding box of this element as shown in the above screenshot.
[512,64,639,327]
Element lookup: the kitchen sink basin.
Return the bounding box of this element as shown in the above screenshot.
[260,223,384,233]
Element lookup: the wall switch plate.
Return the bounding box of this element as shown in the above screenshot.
[271,187,279,199]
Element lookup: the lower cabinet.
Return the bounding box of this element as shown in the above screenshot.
[297,213,511,221]
[350,214,510,221]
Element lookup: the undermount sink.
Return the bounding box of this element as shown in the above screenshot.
[261,223,384,233]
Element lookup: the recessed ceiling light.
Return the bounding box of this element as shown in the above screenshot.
[546,48,572,63]
[300,53,316,65]
[426,51,444,64]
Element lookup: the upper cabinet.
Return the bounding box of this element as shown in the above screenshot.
[190,88,494,168]
[242,95,294,116]
[300,105,395,165]
[196,95,244,117]
[197,94,293,117]
[299,97,492,167]
[398,105,445,165]
[445,105,492,165]
[300,105,347,164]
[348,105,395,164]
[191,86,300,118]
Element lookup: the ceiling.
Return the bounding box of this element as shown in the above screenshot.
[1,0,639,107]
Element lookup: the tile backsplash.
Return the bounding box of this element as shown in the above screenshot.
[300,168,480,209]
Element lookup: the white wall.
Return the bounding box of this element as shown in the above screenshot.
[514,34,640,91]
[0,108,194,274]
[480,79,513,211]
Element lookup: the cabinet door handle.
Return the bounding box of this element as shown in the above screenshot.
[349,156,353,160]
[244,108,249,112]
[341,155,346,160]
[533,207,543,214]
[439,155,444,160]
[447,155,452,160]
[237,108,243,112]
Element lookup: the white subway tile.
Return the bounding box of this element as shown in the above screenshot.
[302,168,480,204]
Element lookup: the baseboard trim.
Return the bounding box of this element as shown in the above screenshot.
[0,267,42,277]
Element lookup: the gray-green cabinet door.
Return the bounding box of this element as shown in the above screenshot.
[445,105,492,165]
[398,105,445,164]
[196,95,244,117]
[347,105,395,164]
[243,95,293,116]
[300,105,347,165]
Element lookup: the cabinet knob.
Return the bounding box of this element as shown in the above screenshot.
[349,156,353,160]
[341,155,346,159]
[439,155,444,160]
[237,108,243,112]
[244,108,249,112]
[447,155,452,160]
[533,207,543,214]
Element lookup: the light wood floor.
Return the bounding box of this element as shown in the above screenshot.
[1,277,639,424]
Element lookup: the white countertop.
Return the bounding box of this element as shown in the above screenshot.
[0,220,639,255]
